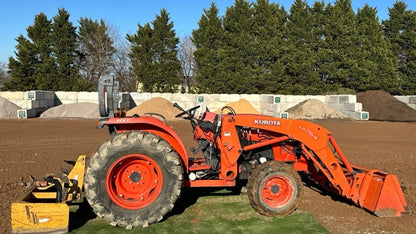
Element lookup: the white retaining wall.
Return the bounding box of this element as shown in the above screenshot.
[2,91,415,119]
[0,91,55,118]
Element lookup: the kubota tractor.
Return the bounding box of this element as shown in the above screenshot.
[11,76,409,232]
[81,76,407,228]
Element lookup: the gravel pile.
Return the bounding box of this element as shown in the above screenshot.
[126,97,181,121]
[286,99,347,119]
[215,99,260,114]
[40,103,100,119]
[0,97,19,119]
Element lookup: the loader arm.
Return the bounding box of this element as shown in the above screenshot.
[220,114,407,217]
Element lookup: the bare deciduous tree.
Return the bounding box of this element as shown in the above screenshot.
[110,26,137,92]
[0,62,10,89]
[178,36,197,93]
[78,18,115,90]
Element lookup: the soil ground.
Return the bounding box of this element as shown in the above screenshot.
[0,119,415,233]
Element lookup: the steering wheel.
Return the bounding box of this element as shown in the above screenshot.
[175,105,200,118]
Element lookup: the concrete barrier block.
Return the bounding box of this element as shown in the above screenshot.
[262,109,274,116]
[28,91,53,100]
[16,108,43,118]
[308,95,326,103]
[327,95,356,104]
[59,99,76,105]
[328,103,362,112]
[272,95,286,104]
[171,94,196,103]
[0,91,25,100]
[261,95,274,104]
[265,103,279,113]
[240,94,261,102]
[25,91,36,100]
[339,95,355,103]
[219,94,240,102]
[78,92,97,100]
[152,93,173,101]
[327,95,340,103]
[293,96,308,103]
[55,92,79,102]
[130,93,151,105]
[77,99,98,104]
[40,99,53,107]
[285,95,296,103]
[202,95,220,104]
[347,111,369,120]
[47,99,55,107]
[27,100,40,109]
[279,112,289,119]
[394,96,409,103]
[409,96,416,104]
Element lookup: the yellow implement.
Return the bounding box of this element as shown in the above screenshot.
[11,155,86,233]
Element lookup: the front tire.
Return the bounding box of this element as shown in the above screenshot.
[84,131,183,228]
[247,161,302,217]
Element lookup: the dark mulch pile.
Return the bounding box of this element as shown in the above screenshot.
[357,90,416,122]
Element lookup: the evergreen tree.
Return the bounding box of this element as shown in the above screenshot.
[51,8,80,91]
[128,9,181,92]
[27,13,56,90]
[127,23,155,91]
[352,5,399,92]
[383,1,416,94]
[310,1,338,93]
[222,0,254,93]
[3,36,37,91]
[152,9,181,92]
[192,2,225,93]
[322,0,357,89]
[251,0,287,94]
[283,0,324,94]
[78,18,115,90]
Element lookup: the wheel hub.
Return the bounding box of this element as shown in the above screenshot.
[271,184,280,194]
[106,154,163,210]
[129,171,142,183]
[262,174,294,208]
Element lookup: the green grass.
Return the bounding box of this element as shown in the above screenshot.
[69,189,329,234]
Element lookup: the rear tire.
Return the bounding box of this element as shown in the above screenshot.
[84,131,183,228]
[247,161,302,217]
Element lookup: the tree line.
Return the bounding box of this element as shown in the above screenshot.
[1,0,416,95]
[1,9,135,92]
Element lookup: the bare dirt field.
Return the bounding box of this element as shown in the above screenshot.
[0,118,415,233]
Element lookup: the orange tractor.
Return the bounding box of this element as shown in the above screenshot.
[11,76,409,232]
[83,102,408,228]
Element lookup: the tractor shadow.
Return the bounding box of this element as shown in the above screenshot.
[165,186,244,220]
[298,172,358,207]
[68,199,97,231]
[67,187,242,231]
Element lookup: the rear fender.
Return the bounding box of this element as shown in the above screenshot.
[97,116,189,171]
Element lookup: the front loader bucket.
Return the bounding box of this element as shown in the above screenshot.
[351,169,408,217]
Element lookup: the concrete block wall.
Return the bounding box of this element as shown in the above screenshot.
[8,90,413,120]
[0,91,55,118]
[55,91,97,105]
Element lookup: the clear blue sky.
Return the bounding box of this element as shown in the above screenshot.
[0,0,415,64]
